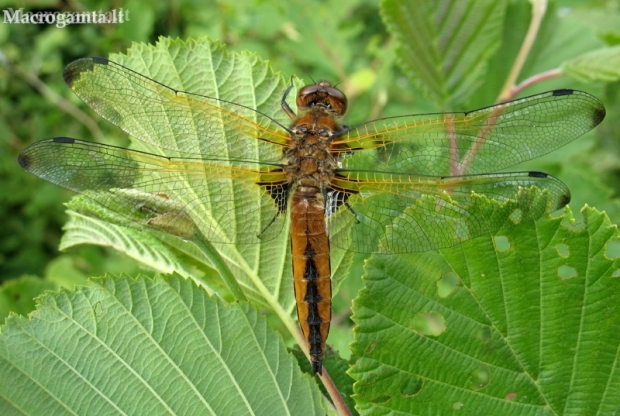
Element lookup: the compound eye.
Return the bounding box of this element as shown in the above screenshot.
[296,81,348,115]
[323,86,347,113]
[297,84,321,99]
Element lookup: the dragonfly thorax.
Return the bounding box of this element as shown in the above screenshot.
[286,107,341,188]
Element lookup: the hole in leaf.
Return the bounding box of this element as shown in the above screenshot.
[365,342,376,355]
[452,402,464,410]
[509,208,523,224]
[493,236,511,252]
[399,375,423,397]
[437,271,459,298]
[558,265,578,280]
[370,394,392,404]
[410,311,446,336]
[612,269,620,278]
[475,326,492,344]
[606,239,620,259]
[366,372,379,384]
[505,392,517,401]
[561,215,585,232]
[93,301,104,318]
[556,243,569,258]
[468,364,491,390]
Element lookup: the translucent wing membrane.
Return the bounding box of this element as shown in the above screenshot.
[18,138,287,244]
[63,57,290,161]
[339,89,605,176]
[329,171,570,253]
[18,54,607,380]
[21,58,605,255]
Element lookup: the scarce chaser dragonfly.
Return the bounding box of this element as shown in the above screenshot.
[18,57,605,374]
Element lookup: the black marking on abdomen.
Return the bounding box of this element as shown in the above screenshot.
[303,242,324,359]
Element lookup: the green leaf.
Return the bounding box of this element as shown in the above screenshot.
[60,204,191,277]
[59,201,244,300]
[0,276,57,323]
[380,0,509,108]
[562,46,620,83]
[350,206,620,413]
[0,275,325,415]
[49,37,353,375]
[44,255,91,289]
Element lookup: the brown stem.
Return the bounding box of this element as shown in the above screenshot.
[511,68,563,97]
[294,327,351,415]
[498,0,548,101]
[457,0,549,175]
[320,368,352,415]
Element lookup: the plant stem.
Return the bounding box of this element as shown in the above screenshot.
[511,68,563,97]
[321,368,352,415]
[498,0,548,101]
[458,0,550,175]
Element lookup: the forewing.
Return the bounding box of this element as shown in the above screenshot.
[328,171,570,253]
[339,89,605,176]
[63,57,290,161]
[18,138,287,244]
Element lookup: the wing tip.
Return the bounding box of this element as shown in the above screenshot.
[528,171,571,209]
[19,137,76,170]
[64,57,108,87]
[559,193,571,208]
[552,89,606,128]
[592,106,606,128]
[17,150,30,170]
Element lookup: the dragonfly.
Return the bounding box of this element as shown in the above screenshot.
[18,57,606,375]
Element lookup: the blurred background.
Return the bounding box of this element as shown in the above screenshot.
[1,0,619,324]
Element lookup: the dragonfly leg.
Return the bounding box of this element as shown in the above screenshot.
[257,212,279,239]
[345,201,360,223]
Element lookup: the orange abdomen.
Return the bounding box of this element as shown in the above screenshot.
[290,187,332,375]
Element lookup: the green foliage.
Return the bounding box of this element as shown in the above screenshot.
[3,0,620,414]
[0,276,56,323]
[351,206,620,414]
[562,45,620,82]
[381,0,510,108]
[0,274,326,415]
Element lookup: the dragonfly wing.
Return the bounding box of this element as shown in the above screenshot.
[338,89,605,176]
[64,57,290,160]
[327,170,570,253]
[18,138,287,245]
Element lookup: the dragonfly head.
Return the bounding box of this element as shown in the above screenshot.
[297,81,348,117]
